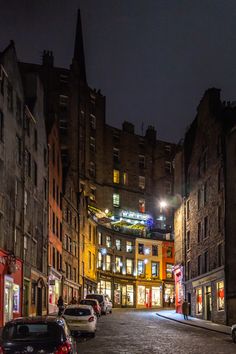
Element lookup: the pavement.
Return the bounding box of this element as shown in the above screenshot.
[156,309,231,335]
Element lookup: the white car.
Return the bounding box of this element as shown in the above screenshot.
[63,305,97,337]
[231,324,236,343]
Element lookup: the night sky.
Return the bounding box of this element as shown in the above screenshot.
[1,0,236,143]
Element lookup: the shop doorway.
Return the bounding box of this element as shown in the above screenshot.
[205,286,212,321]
[187,293,191,316]
[23,280,29,316]
[145,288,151,308]
[4,277,13,324]
[122,285,127,306]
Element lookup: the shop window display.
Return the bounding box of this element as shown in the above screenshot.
[217,281,224,311]
[13,284,20,312]
[152,287,161,306]
[114,284,121,305]
[126,285,134,306]
[166,263,173,279]
[196,287,202,314]
[137,285,145,305]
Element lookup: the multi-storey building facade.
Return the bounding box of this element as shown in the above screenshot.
[0,42,48,325]
[48,120,63,313]
[174,88,236,325]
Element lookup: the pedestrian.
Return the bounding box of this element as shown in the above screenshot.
[70,296,77,304]
[57,296,64,316]
[182,299,189,320]
[167,296,171,307]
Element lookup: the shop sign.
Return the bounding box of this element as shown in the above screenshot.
[192,269,224,288]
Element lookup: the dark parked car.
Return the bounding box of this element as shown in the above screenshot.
[0,316,77,354]
[80,298,101,317]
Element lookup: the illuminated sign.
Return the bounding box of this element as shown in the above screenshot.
[120,210,152,222]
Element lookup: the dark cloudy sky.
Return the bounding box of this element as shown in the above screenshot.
[1,0,236,143]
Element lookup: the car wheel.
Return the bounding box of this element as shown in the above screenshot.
[232,330,236,343]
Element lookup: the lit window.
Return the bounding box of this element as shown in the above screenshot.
[137,260,145,275]
[106,255,111,271]
[98,232,102,245]
[115,257,122,273]
[196,288,202,314]
[217,281,224,311]
[90,115,96,129]
[97,252,102,268]
[106,236,111,248]
[126,241,133,253]
[126,259,133,275]
[166,263,173,279]
[116,239,121,251]
[113,193,120,207]
[123,172,128,185]
[139,199,145,213]
[113,169,120,184]
[152,262,159,277]
[139,176,145,190]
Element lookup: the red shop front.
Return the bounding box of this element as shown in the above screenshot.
[0,249,23,327]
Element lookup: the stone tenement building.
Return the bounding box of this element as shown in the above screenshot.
[0,42,48,326]
[174,88,236,325]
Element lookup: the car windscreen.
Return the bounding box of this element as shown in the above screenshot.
[2,323,63,341]
[86,294,103,303]
[64,308,91,316]
[80,300,96,306]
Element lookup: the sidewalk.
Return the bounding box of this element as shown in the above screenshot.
[156,309,231,335]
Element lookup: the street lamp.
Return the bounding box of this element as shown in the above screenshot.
[160,200,167,211]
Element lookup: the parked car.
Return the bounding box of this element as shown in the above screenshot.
[63,304,97,337]
[86,293,112,315]
[0,316,77,354]
[231,324,236,343]
[105,295,113,314]
[80,298,101,317]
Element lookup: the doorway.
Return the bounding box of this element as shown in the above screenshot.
[4,277,13,324]
[23,280,29,316]
[205,286,212,321]
[187,292,191,316]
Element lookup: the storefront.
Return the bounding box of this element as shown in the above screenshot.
[174,264,184,313]
[191,269,226,324]
[0,249,23,327]
[30,270,47,316]
[83,277,97,299]
[48,268,62,314]
[63,279,81,304]
[163,282,175,307]
[113,281,135,307]
[136,281,162,308]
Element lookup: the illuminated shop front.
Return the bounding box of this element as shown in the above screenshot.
[174,264,184,313]
[97,279,112,299]
[164,283,175,306]
[0,250,23,327]
[48,271,61,314]
[63,279,81,305]
[136,283,162,308]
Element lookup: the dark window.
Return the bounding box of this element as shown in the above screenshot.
[52,247,56,268]
[218,206,222,231]
[44,178,47,200]
[138,243,144,255]
[152,245,158,256]
[2,323,62,341]
[16,97,22,123]
[0,110,4,142]
[113,148,120,163]
[25,150,31,177]
[197,222,201,243]
[218,243,223,267]
[204,250,209,273]
[139,155,145,169]
[204,216,208,238]
[197,190,201,210]
[64,308,91,316]
[204,182,207,205]
[187,260,191,280]
[198,255,201,276]
[186,200,190,219]
[24,115,30,136]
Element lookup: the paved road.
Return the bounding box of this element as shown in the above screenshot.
[76,308,235,354]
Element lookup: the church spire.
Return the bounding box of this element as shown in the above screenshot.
[73,9,87,83]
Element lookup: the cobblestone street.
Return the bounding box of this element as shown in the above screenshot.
[77,309,235,354]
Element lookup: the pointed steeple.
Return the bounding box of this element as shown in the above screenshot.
[73,9,87,84]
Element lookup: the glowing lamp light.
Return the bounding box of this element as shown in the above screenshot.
[144,248,150,255]
[160,200,167,209]
[144,259,148,264]
[105,209,109,214]
[101,248,107,256]
[119,262,123,267]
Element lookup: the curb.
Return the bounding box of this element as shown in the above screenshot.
[156,312,231,336]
